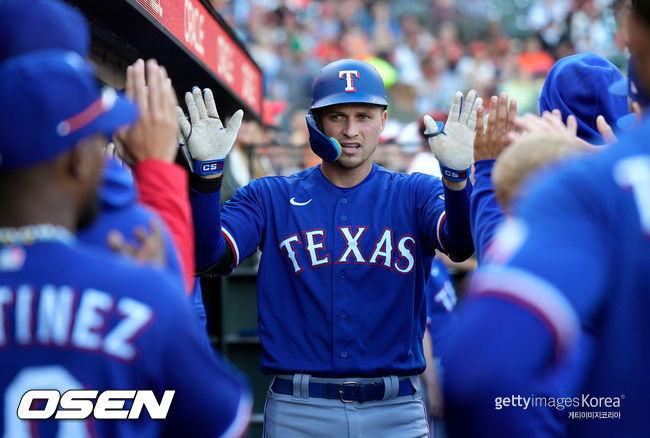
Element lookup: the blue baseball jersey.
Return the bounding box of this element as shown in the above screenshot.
[0,236,251,437]
[192,163,473,377]
[424,259,459,361]
[444,118,650,436]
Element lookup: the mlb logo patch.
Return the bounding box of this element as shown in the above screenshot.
[0,246,25,271]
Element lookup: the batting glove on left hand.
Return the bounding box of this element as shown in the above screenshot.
[423,89,482,181]
[176,86,243,176]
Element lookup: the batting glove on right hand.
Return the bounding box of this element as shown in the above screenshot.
[176,86,243,176]
[423,89,482,181]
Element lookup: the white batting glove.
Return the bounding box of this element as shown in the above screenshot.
[423,89,482,181]
[176,86,243,176]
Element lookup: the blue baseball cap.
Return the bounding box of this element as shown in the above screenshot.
[539,52,628,144]
[0,50,137,170]
[0,0,90,61]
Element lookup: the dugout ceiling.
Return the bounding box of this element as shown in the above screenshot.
[65,0,263,122]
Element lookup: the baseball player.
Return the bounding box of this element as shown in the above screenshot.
[443,2,650,436]
[0,0,196,295]
[0,50,250,437]
[180,58,478,437]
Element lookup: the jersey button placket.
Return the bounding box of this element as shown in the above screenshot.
[334,195,351,368]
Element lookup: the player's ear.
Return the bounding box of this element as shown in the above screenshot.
[380,107,387,131]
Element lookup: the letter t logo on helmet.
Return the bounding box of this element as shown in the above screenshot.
[306,59,388,162]
[338,70,360,92]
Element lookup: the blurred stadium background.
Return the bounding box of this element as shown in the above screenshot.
[202,0,629,180]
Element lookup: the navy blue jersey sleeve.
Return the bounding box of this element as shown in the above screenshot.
[440,181,474,261]
[190,184,228,272]
[412,174,447,256]
[413,173,473,261]
[470,159,504,264]
[219,180,266,268]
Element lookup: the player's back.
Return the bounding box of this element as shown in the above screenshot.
[510,120,650,436]
[0,232,250,437]
[572,124,650,436]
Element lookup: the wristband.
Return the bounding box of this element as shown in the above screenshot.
[193,158,225,176]
[440,164,471,182]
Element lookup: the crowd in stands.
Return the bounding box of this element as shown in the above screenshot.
[207,0,629,176]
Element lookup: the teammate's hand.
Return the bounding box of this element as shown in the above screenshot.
[423,89,482,181]
[596,115,618,144]
[509,110,597,150]
[176,87,243,178]
[116,59,179,164]
[106,220,166,268]
[474,92,517,161]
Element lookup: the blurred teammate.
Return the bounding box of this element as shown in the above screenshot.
[444,1,650,436]
[0,50,250,437]
[180,58,477,437]
[0,0,195,294]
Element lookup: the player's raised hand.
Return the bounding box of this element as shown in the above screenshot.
[474,92,517,161]
[423,89,482,183]
[116,58,180,165]
[176,86,243,178]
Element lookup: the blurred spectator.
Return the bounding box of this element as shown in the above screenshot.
[214,0,626,174]
[527,0,571,47]
[416,56,467,115]
[457,40,497,95]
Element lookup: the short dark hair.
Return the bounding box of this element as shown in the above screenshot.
[632,0,650,26]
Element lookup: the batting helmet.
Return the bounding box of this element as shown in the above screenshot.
[310,59,388,109]
[307,59,388,162]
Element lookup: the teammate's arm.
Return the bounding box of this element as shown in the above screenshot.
[470,93,517,263]
[177,86,257,275]
[422,90,483,261]
[115,58,196,293]
[189,173,235,274]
